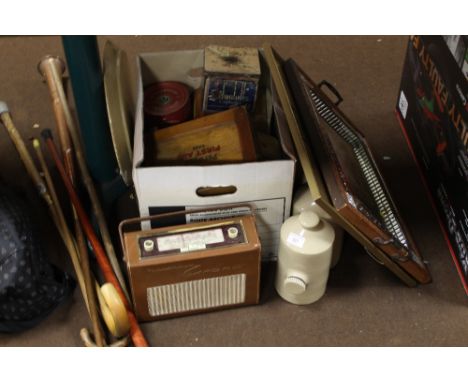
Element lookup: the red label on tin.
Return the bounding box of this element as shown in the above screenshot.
[144,81,192,126]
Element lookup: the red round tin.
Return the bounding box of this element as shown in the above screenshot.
[144,81,192,127]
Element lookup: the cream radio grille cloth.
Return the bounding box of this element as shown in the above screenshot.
[147,273,246,316]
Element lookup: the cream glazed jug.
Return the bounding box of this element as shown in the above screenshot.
[292,185,343,267]
[275,210,335,305]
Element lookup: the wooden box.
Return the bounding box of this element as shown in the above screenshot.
[149,107,257,164]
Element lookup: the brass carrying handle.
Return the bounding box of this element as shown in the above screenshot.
[318,80,343,106]
[118,203,255,250]
[364,248,385,266]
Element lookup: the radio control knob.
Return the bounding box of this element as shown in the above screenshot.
[228,227,239,239]
[284,276,307,295]
[143,239,154,252]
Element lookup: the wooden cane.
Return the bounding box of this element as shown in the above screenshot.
[37,57,91,311]
[0,103,129,345]
[37,57,107,346]
[0,104,85,300]
[38,56,130,301]
[37,57,85,251]
[0,103,101,345]
[0,102,51,204]
[33,138,105,347]
[42,129,148,347]
[34,138,130,343]
[38,57,75,179]
[80,328,128,347]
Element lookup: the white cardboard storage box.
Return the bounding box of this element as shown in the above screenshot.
[132,49,296,260]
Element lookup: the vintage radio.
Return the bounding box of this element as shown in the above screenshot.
[119,207,262,321]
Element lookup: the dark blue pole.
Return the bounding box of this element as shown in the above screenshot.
[62,36,126,207]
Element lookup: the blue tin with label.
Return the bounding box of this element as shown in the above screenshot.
[204,77,258,113]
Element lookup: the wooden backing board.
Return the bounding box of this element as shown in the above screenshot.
[282,59,430,284]
[263,44,428,286]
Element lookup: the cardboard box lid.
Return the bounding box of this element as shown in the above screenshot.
[263,44,431,286]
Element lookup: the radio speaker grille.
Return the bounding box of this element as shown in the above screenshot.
[147,273,246,316]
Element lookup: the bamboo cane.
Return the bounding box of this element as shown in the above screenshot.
[0,102,130,346]
[38,56,130,301]
[34,138,130,344]
[0,103,88,304]
[0,103,50,203]
[33,138,105,347]
[42,129,148,347]
[37,57,106,347]
[0,103,98,344]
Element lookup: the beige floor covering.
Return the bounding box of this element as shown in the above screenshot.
[0,36,466,346]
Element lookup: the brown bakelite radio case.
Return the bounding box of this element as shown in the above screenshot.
[119,206,261,321]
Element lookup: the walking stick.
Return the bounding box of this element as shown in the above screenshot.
[42,129,148,347]
[38,56,130,301]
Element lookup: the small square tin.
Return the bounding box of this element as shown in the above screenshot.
[203,46,261,113]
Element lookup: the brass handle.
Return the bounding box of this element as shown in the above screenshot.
[318,80,343,106]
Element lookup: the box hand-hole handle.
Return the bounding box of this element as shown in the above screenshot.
[318,80,343,106]
[196,185,237,197]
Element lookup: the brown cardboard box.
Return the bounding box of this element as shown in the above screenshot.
[396,36,468,293]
